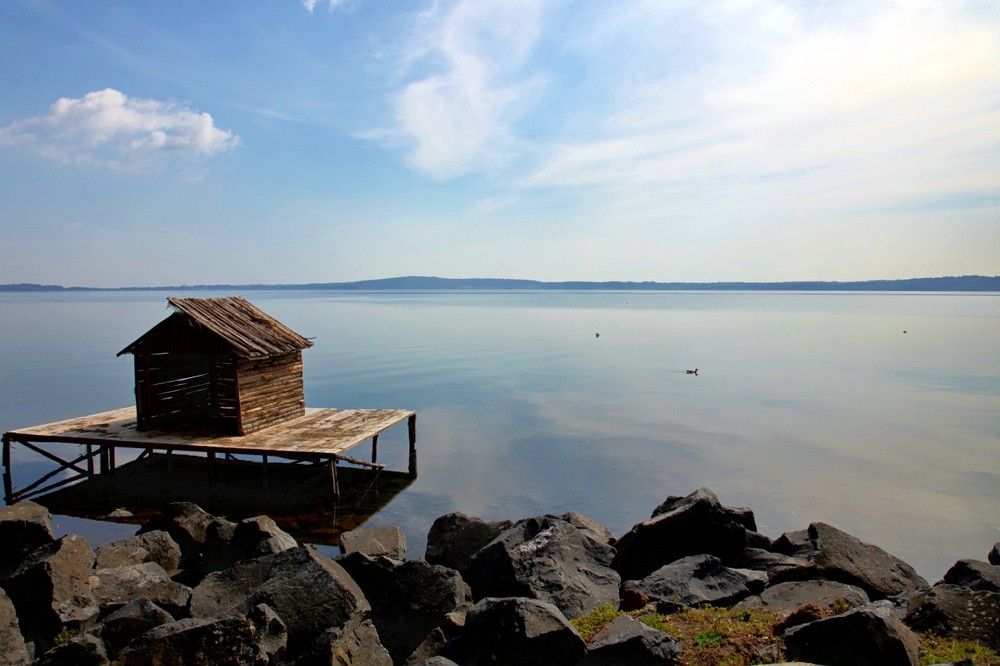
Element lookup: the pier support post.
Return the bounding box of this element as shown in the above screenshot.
[2,436,11,504]
[371,434,378,464]
[407,413,417,475]
[329,459,340,496]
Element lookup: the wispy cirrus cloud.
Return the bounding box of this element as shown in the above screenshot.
[0,88,240,170]
[300,0,353,14]
[389,0,546,180]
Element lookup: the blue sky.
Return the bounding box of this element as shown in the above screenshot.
[1,0,998,287]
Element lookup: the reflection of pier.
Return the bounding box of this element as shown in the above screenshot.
[2,405,417,506]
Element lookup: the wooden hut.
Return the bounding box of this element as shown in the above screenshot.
[118,297,313,436]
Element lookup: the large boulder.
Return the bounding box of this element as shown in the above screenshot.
[35,633,109,666]
[337,553,471,664]
[94,530,181,574]
[577,614,684,665]
[734,579,870,616]
[189,545,372,659]
[904,584,1000,650]
[298,618,392,666]
[0,534,98,652]
[89,562,191,618]
[772,523,928,602]
[465,515,620,618]
[92,598,174,660]
[115,613,285,666]
[231,516,299,560]
[452,597,586,666]
[425,513,513,575]
[0,501,54,580]
[622,554,758,611]
[340,526,407,560]
[940,559,1000,592]
[784,602,921,666]
[611,488,751,581]
[737,548,815,584]
[0,587,30,666]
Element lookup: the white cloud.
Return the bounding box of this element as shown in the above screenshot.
[301,0,352,14]
[0,88,240,170]
[391,0,545,180]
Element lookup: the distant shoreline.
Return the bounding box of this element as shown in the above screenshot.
[2,274,999,292]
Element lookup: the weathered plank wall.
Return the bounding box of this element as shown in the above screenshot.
[236,352,305,434]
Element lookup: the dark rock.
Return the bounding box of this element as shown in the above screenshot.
[89,562,191,618]
[941,559,1000,592]
[408,658,459,666]
[92,598,174,659]
[784,602,921,666]
[0,501,54,580]
[336,553,471,664]
[577,614,684,665]
[547,511,617,546]
[248,603,288,665]
[224,515,299,565]
[773,523,928,602]
[35,633,109,666]
[745,530,773,550]
[115,615,280,666]
[94,530,181,574]
[734,579,870,616]
[737,548,815,583]
[905,584,1000,650]
[405,611,466,664]
[189,545,370,659]
[0,587,30,666]
[0,534,98,652]
[773,603,825,632]
[990,543,999,566]
[622,554,757,610]
[612,487,750,581]
[425,512,513,574]
[466,515,620,618]
[340,525,406,560]
[201,517,238,574]
[454,597,586,666]
[300,617,391,666]
[138,502,232,570]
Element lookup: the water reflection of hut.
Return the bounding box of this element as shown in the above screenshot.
[117,297,313,436]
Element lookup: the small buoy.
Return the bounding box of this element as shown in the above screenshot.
[595,332,600,338]
[686,368,698,375]
[903,330,907,334]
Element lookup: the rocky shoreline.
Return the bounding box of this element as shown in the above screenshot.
[1,487,997,665]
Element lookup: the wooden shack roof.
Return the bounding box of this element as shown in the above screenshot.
[117,296,313,359]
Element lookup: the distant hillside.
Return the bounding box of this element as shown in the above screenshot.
[2,275,999,292]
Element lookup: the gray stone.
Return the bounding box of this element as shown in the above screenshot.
[774,523,928,602]
[0,501,54,580]
[115,615,277,666]
[248,603,288,665]
[990,543,999,566]
[0,587,30,666]
[456,597,586,666]
[189,545,369,659]
[201,517,238,574]
[612,487,750,581]
[905,584,1000,650]
[89,562,191,618]
[0,534,98,652]
[300,617,392,666]
[738,548,815,583]
[623,554,757,610]
[35,633,109,666]
[94,530,181,574]
[408,658,459,666]
[340,525,406,560]
[233,515,298,559]
[466,515,620,617]
[941,559,1000,592]
[425,512,513,574]
[547,511,617,546]
[138,502,232,570]
[577,614,684,665]
[93,598,174,659]
[784,602,921,666]
[733,579,870,616]
[337,552,471,664]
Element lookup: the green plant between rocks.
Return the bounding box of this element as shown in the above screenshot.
[570,604,1000,666]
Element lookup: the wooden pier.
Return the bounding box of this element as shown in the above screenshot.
[2,406,416,505]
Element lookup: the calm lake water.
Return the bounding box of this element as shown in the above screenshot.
[1,290,998,581]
